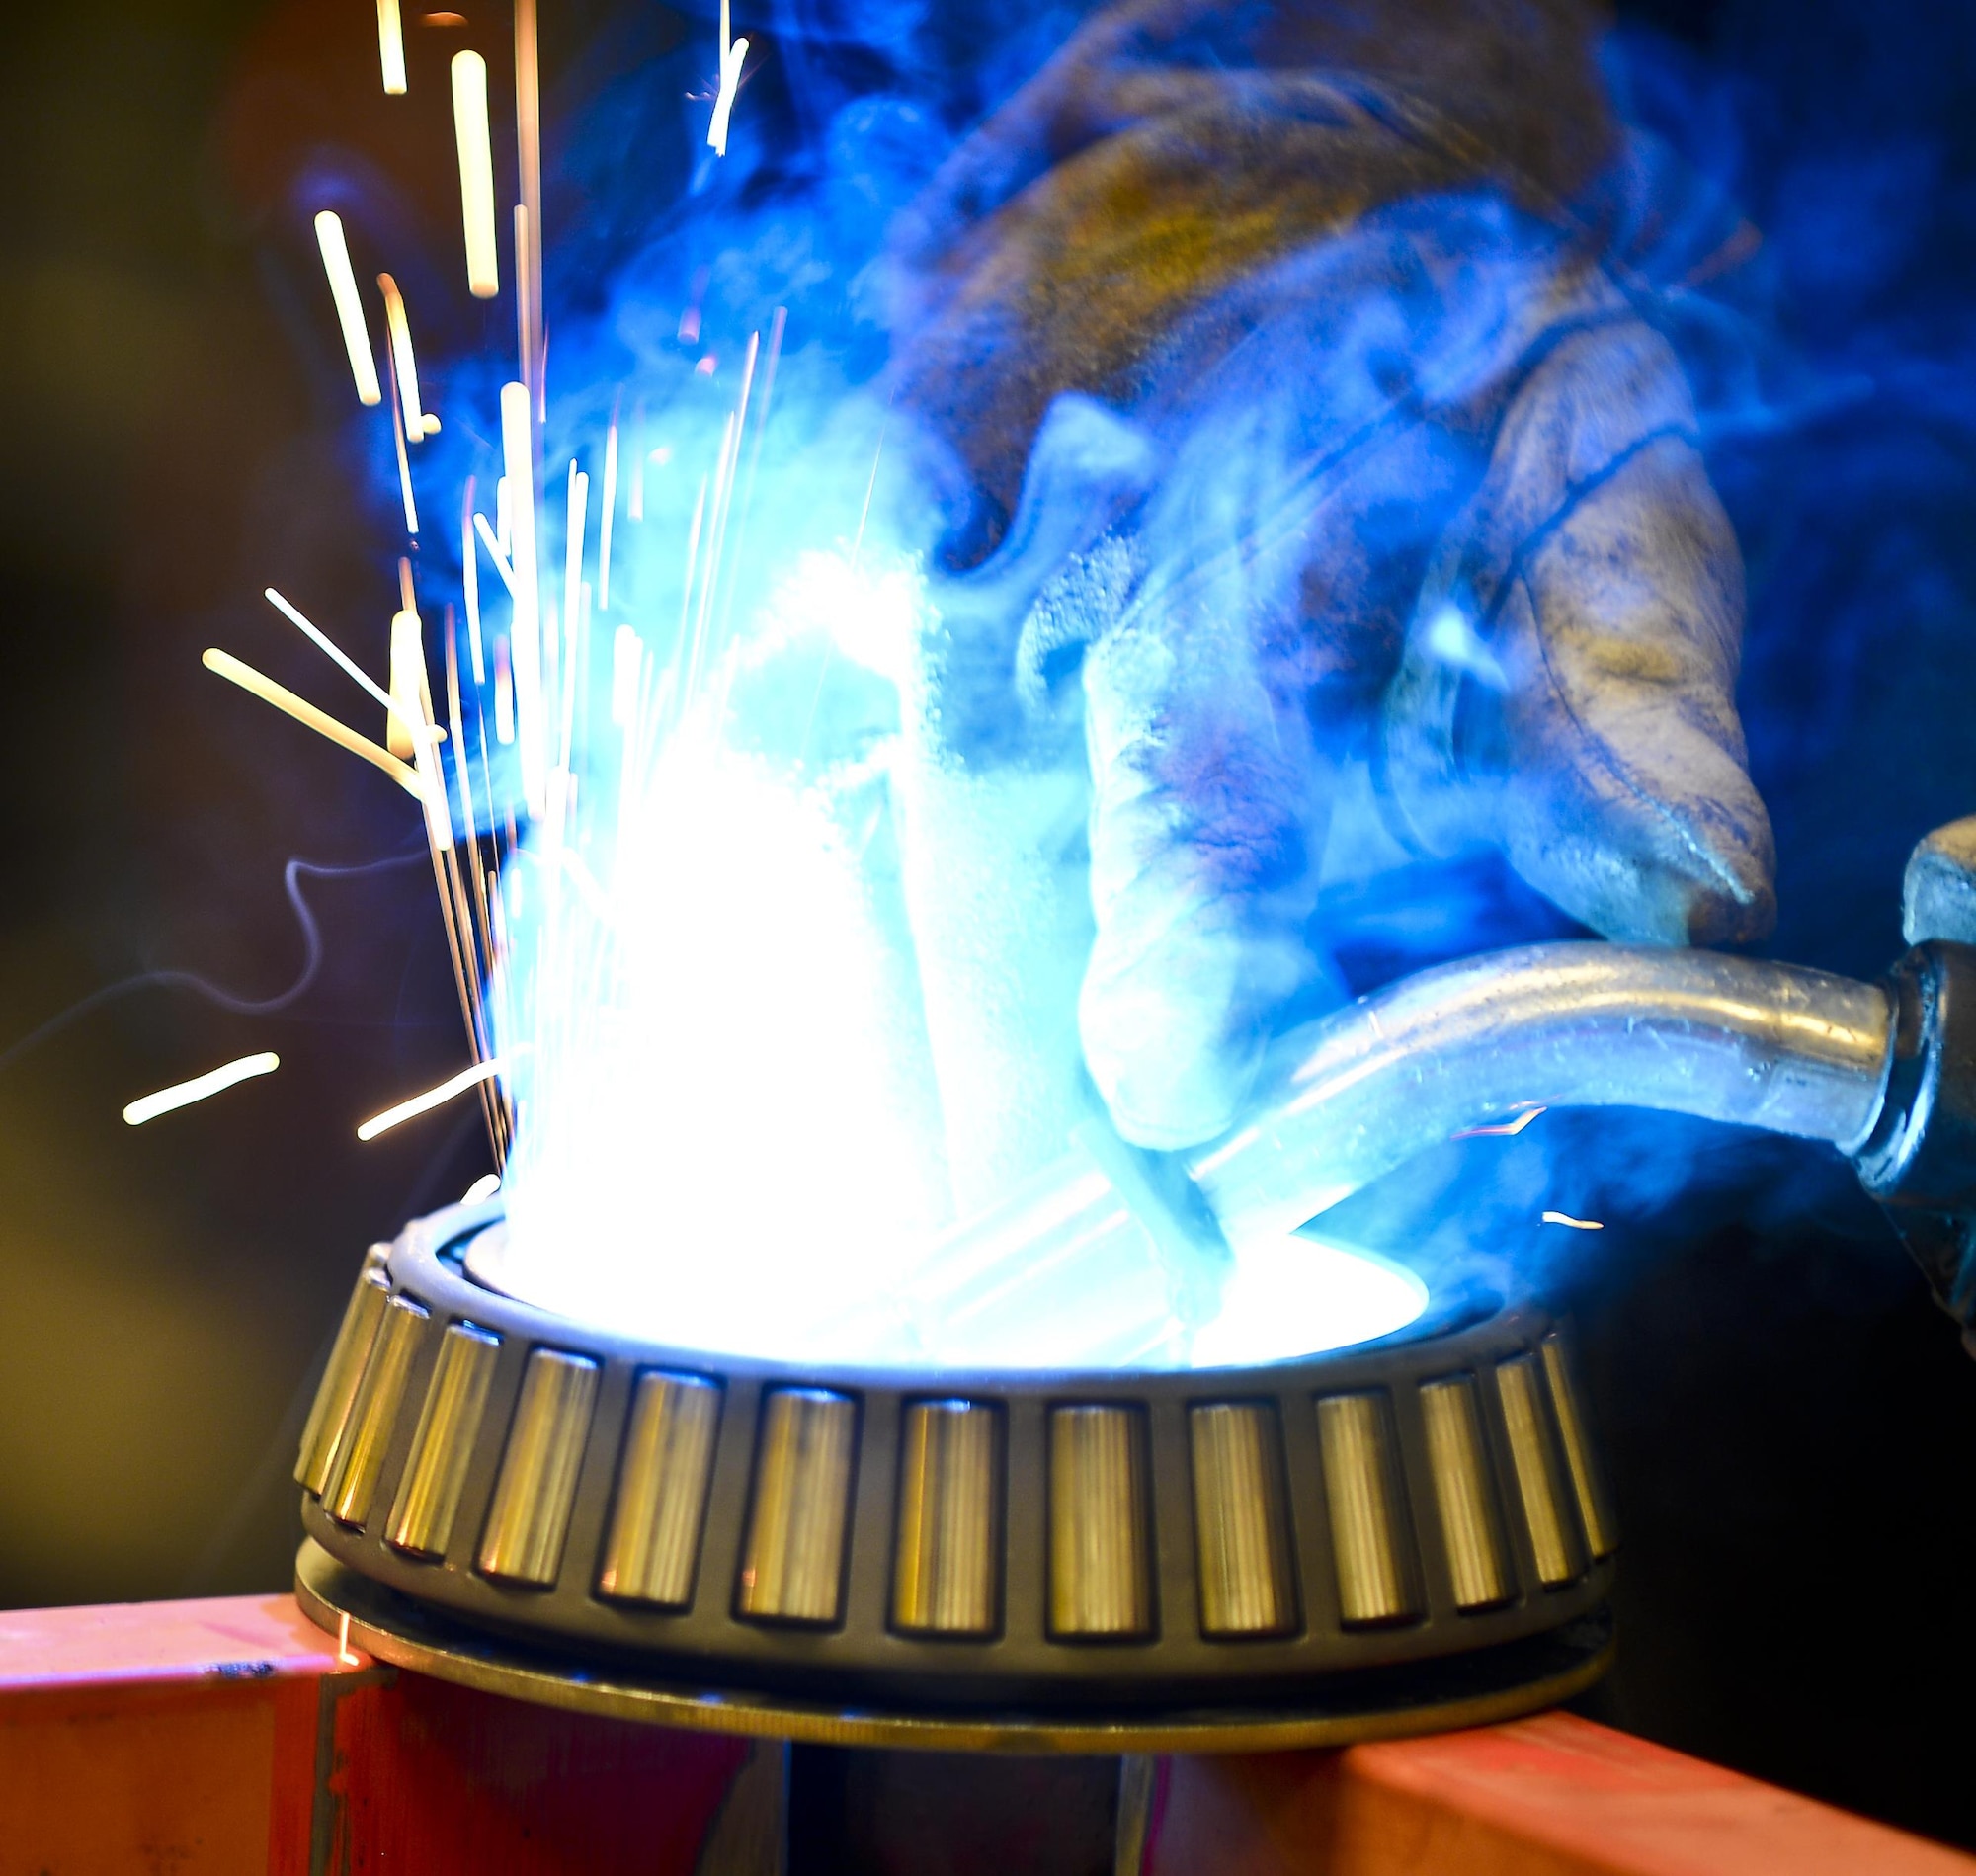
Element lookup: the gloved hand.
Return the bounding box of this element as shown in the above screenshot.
[885,0,1776,1154]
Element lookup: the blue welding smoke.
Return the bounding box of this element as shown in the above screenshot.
[329,0,1976,1362]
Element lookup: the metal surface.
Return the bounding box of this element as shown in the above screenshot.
[1193,944,1892,1247]
[892,1400,1001,1636]
[1189,1404,1296,1638]
[1049,1406,1153,1639]
[694,1740,788,1876]
[1419,1375,1514,1611]
[323,1295,429,1529]
[1317,1393,1420,1628]
[1497,1356,1587,1589]
[389,1321,501,1558]
[1540,1335,1617,1562]
[295,1262,390,1496]
[736,1389,857,1625]
[478,1349,600,1586]
[298,1216,1615,1714]
[883,945,1896,1350]
[11,1591,1966,1875]
[601,1371,724,1607]
[294,1537,1616,1752]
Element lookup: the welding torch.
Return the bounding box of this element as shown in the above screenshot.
[896,817,1976,1359]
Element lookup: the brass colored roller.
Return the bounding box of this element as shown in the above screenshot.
[1540,1335,1617,1561]
[1419,1375,1513,1610]
[736,1389,858,1625]
[1496,1354,1587,1588]
[599,1371,723,1607]
[1190,1403,1296,1638]
[478,1349,600,1586]
[388,1321,501,1558]
[296,1264,392,1495]
[892,1400,1001,1637]
[1048,1405,1152,1639]
[1316,1392,1420,1626]
[322,1294,429,1529]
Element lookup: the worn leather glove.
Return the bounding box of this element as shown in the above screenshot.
[886,0,1777,1154]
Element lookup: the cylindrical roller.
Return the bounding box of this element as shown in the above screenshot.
[737,1389,858,1626]
[323,1294,429,1529]
[1048,1405,1153,1639]
[1419,1375,1513,1611]
[295,1262,392,1494]
[599,1371,723,1608]
[1540,1335,1617,1561]
[1190,1403,1296,1638]
[1496,1354,1587,1588]
[892,1400,1001,1637]
[388,1321,501,1558]
[478,1348,600,1586]
[1317,1392,1421,1627]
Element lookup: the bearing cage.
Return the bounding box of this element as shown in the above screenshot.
[296,1202,1615,1724]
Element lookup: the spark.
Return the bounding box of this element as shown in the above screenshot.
[611,624,643,728]
[462,1173,502,1203]
[336,1612,359,1668]
[460,487,486,683]
[707,0,749,157]
[1453,1104,1547,1140]
[1541,1210,1605,1231]
[124,1052,280,1126]
[514,0,543,392]
[386,596,418,760]
[359,1058,504,1141]
[386,354,420,533]
[202,649,420,795]
[376,0,407,95]
[264,588,396,716]
[599,414,619,611]
[563,461,589,679]
[312,213,381,407]
[450,52,499,298]
[473,511,517,594]
[377,274,434,440]
[392,610,455,854]
[493,636,516,743]
[501,380,547,814]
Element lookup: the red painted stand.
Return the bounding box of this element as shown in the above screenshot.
[0,1593,1969,1875]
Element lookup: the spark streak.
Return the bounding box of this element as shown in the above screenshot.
[473,512,517,594]
[124,1052,280,1126]
[501,381,547,814]
[599,416,619,611]
[450,51,499,298]
[264,588,397,716]
[312,213,381,407]
[377,0,407,95]
[202,649,421,794]
[377,275,434,440]
[708,0,749,157]
[358,1057,504,1140]
[460,488,486,682]
[1541,1211,1605,1231]
[1452,1104,1546,1140]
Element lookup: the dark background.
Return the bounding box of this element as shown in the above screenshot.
[4,0,1976,1855]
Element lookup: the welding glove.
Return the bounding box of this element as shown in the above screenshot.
[885,0,1776,1154]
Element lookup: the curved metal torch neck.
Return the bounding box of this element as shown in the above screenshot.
[1190,942,1894,1248]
